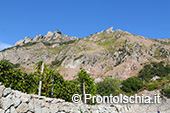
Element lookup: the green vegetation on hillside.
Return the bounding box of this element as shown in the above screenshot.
[121,77,144,94]
[96,78,121,96]
[138,61,170,82]
[59,40,77,45]
[0,59,38,94]
[1,58,170,103]
[0,59,97,103]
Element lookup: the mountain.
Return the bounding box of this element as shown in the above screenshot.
[0,27,170,80]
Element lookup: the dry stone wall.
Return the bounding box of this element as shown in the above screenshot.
[0,82,170,113]
[0,83,119,113]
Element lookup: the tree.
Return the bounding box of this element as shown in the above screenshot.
[40,68,80,102]
[77,68,96,103]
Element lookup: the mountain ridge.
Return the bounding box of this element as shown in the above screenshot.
[1,27,170,80]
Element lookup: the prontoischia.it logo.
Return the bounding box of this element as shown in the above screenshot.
[72,94,160,104]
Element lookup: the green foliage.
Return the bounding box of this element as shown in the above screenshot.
[155,48,170,58]
[12,63,21,68]
[40,69,79,101]
[0,59,13,71]
[42,42,56,46]
[121,77,144,94]
[51,56,66,67]
[35,61,44,73]
[58,80,80,102]
[163,88,170,95]
[56,29,62,34]
[0,59,80,102]
[147,80,160,91]
[162,86,170,98]
[138,62,170,82]
[74,55,84,61]
[59,40,77,45]
[18,42,38,48]
[96,78,121,96]
[77,68,96,104]
[0,59,38,94]
[51,60,61,67]
[77,68,96,95]
[34,61,80,101]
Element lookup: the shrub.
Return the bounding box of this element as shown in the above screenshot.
[163,88,170,98]
[163,88,170,95]
[59,40,77,45]
[51,56,66,67]
[74,55,84,61]
[42,42,56,46]
[12,63,20,68]
[51,60,61,66]
[121,77,144,94]
[96,78,121,96]
[147,81,160,91]
[22,42,38,47]
[138,62,170,82]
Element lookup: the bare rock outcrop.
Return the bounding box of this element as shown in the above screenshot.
[14,30,78,46]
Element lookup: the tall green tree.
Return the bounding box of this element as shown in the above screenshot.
[77,68,96,103]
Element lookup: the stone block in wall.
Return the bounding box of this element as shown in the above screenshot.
[3,88,11,97]
[0,85,5,98]
[42,107,50,113]
[0,97,13,111]
[12,97,21,108]
[10,106,17,113]
[33,98,42,113]
[0,109,5,113]
[16,102,29,113]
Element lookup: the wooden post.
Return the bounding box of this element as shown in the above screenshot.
[51,76,54,97]
[83,79,86,103]
[38,62,44,96]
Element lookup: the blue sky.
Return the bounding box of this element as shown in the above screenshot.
[0,0,170,50]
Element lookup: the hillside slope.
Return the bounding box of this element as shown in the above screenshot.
[1,27,170,80]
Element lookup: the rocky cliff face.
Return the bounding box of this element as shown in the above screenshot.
[0,27,170,80]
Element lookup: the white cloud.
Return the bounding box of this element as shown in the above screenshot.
[0,42,13,51]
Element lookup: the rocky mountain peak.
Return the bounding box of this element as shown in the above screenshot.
[45,31,54,37]
[106,27,114,33]
[14,29,78,46]
[24,36,32,43]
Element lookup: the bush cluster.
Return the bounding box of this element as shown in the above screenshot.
[2,59,170,101]
[96,78,121,96]
[0,59,96,102]
[121,77,144,94]
[138,61,170,82]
